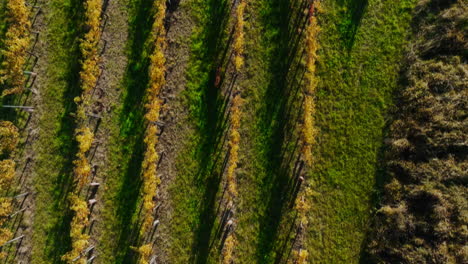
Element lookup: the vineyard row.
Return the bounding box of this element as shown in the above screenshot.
[222,0,246,262]
[291,1,320,263]
[131,1,167,263]
[0,0,33,259]
[62,0,104,262]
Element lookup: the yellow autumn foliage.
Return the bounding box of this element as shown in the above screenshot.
[62,195,90,264]
[226,94,242,201]
[233,0,246,71]
[0,159,15,192]
[135,1,167,263]
[297,249,309,264]
[289,4,321,263]
[0,0,31,96]
[132,244,152,264]
[221,1,246,261]
[223,233,236,264]
[0,198,12,226]
[76,127,94,153]
[301,2,320,167]
[63,1,102,262]
[73,127,94,189]
[80,0,103,93]
[0,123,17,253]
[0,121,19,155]
[0,161,15,249]
[0,227,13,252]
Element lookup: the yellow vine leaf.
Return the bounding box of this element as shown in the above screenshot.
[0,0,31,96]
[0,121,19,155]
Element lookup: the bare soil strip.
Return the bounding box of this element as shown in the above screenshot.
[152,0,196,262]
[86,0,130,262]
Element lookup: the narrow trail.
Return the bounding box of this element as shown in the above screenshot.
[151,0,197,262]
[86,0,130,261]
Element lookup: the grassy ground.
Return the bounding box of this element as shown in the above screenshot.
[232,0,418,263]
[96,0,153,262]
[30,0,84,263]
[305,0,417,263]
[0,0,419,263]
[165,0,232,263]
[234,0,306,263]
[165,1,308,263]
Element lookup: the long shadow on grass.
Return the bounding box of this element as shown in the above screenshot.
[358,59,410,263]
[337,0,368,51]
[358,134,389,264]
[41,0,85,262]
[112,0,154,262]
[188,0,233,263]
[255,0,309,262]
[8,0,87,262]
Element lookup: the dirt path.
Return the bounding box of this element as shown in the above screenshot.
[152,0,196,262]
[85,0,130,262]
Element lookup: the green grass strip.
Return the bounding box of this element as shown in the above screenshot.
[97,0,155,263]
[166,0,231,263]
[305,0,417,263]
[235,0,305,262]
[31,0,84,263]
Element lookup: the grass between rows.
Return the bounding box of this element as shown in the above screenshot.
[97,0,155,263]
[305,0,417,263]
[165,0,232,263]
[30,0,85,263]
[8,0,418,263]
[165,0,312,263]
[233,0,418,263]
[235,0,307,263]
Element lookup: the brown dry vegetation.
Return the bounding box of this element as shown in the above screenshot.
[367,1,468,263]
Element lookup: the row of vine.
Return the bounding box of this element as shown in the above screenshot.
[62,0,103,262]
[0,0,31,96]
[132,1,167,263]
[0,121,19,258]
[0,0,31,259]
[221,0,246,262]
[290,1,320,263]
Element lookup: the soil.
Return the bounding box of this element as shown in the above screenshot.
[151,0,196,262]
[5,0,130,262]
[4,0,245,263]
[85,0,130,262]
